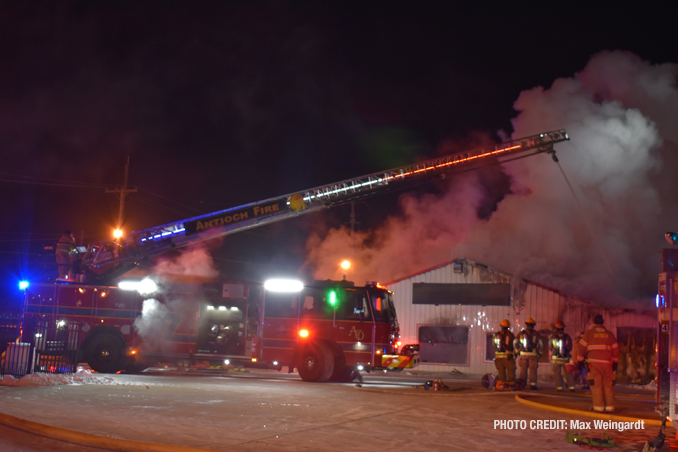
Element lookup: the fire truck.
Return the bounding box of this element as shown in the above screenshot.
[19,130,569,380]
[656,247,678,422]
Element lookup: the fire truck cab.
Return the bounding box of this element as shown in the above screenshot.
[257,279,415,382]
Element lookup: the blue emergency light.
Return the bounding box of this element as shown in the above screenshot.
[19,281,29,290]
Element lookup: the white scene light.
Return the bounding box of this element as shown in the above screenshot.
[264,279,304,293]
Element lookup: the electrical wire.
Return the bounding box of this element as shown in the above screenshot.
[137,188,206,215]
[555,162,614,276]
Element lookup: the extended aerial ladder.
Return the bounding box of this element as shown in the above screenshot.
[79,129,569,283]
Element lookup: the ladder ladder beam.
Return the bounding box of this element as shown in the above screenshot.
[82,129,568,275]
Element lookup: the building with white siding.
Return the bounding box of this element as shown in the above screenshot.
[385,258,656,382]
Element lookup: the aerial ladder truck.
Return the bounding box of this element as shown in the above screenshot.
[18,130,568,379]
[78,129,569,284]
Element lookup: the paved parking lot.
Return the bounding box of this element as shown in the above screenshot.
[0,371,666,451]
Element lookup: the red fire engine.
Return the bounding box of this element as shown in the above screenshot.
[258,279,409,381]
[19,130,569,380]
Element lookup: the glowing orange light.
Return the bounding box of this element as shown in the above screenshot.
[78,288,85,293]
[376,282,387,289]
[299,329,310,338]
[101,291,107,297]
[113,228,123,239]
[396,341,401,347]
[131,350,137,355]
[376,350,382,355]
[251,358,257,362]
[340,260,351,271]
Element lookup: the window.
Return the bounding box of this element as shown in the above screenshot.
[264,292,299,318]
[485,332,496,362]
[334,289,371,321]
[418,325,469,365]
[412,283,510,306]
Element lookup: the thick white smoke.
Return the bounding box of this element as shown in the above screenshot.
[307,51,678,306]
[133,243,221,348]
[152,243,220,280]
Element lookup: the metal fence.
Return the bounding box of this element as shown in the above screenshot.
[1,315,82,379]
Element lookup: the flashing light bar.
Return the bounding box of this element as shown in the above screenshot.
[140,227,186,242]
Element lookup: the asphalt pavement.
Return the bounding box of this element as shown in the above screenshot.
[0,369,667,452]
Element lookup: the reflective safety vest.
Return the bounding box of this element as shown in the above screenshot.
[493,330,515,359]
[514,329,543,356]
[577,326,619,365]
[56,234,76,255]
[549,333,573,364]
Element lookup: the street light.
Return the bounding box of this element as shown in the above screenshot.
[113,228,123,239]
[340,260,351,271]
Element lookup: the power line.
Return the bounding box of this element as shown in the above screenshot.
[137,188,206,215]
[0,171,112,186]
[0,177,110,189]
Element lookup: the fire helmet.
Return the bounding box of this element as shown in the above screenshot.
[555,320,565,329]
[593,314,604,325]
[500,319,510,328]
[525,317,536,326]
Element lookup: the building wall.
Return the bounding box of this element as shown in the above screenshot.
[388,259,656,376]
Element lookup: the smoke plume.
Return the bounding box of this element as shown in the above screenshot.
[307,51,678,306]
[152,243,220,280]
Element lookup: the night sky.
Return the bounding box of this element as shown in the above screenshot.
[1,2,677,310]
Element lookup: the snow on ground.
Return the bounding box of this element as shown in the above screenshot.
[0,369,151,387]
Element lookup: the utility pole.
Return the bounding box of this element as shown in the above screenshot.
[105,156,137,234]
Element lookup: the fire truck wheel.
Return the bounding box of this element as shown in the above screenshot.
[86,333,127,374]
[330,367,354,382]
[298,342,334,382]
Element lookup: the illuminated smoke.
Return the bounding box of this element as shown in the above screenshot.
[152,243,220,279]
[132,240,222,351]
[133,298,170,352]
[307,51,678,306]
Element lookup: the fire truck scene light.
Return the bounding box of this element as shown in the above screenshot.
[118,277,158,295]
[263,279,304,293]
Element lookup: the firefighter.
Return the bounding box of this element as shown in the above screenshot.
[571,333,590,389]
[493,319,516,387]
[56,230,76,279]
[514,318,543,390]
[549,320,575,391]
[577,314,619,412]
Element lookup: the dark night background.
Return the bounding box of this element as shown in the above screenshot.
[0,2,676,311]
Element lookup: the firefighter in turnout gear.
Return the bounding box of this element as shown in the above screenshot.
[56,230,76,279]
[514,318,543,390]
[549,320,575,391]
[493,319,516,387]
[577,315,619,412]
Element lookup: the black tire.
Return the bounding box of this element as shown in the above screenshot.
[327,346,353,382]
[297,342,334,382]
[330,367,354,382]
[86,333,127,374]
